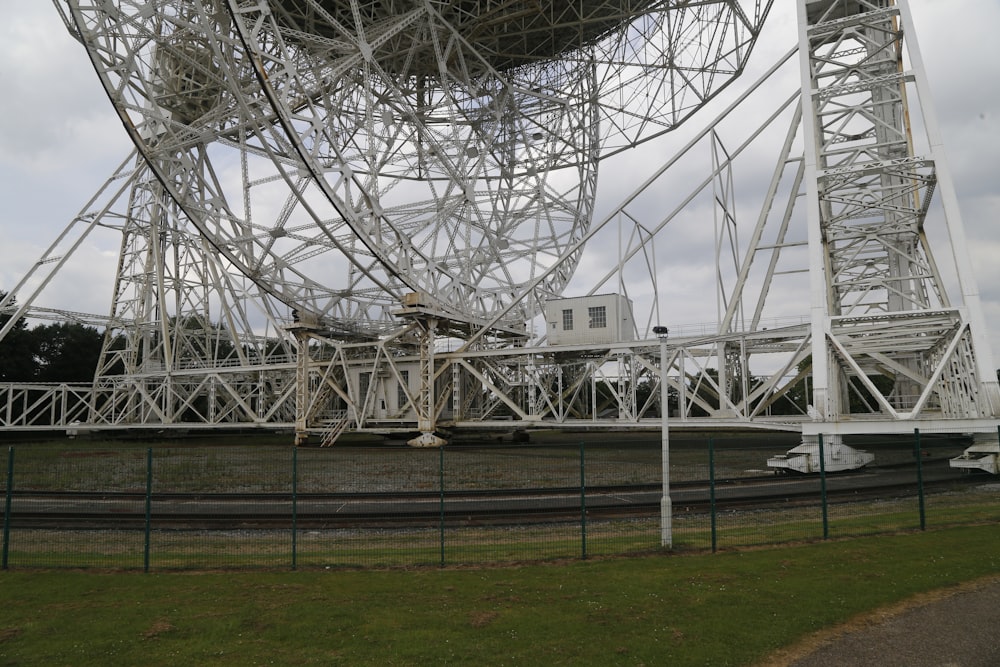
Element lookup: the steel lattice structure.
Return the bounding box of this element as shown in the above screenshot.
[3,0,771,436]
[2,1,998,467]
[51,0,767,331]
[797,0,1000,427]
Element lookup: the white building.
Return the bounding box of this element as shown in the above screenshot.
[346,362,419,421]
[545,294,636,346]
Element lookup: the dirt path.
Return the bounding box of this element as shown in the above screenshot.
[759,575,1000,667]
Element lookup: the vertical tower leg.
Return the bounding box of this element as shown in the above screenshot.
[798,0,999,425]
[292,330,311,446]
[408,318,447,448]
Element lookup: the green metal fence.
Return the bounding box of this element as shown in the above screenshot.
[1,429,998,571]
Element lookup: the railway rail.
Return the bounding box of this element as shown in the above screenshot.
[3,460,979,531]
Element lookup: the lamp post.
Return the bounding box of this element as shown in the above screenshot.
[653,326,672,548]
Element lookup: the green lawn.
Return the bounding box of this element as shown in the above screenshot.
[1,525,998,666]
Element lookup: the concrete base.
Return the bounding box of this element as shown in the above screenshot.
[950,433,999,474]
[767,435,874,473]
[407,432,448,448]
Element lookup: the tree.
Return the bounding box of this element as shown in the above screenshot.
[0,291,37,382]
[32,322,104,383]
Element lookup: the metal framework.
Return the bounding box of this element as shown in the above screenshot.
[2,1,998,458]
[47,0,767,331]
[797,0,1000,429]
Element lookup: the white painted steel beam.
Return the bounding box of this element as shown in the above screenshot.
[4,2,997,456]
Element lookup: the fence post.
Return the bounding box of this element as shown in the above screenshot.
[914,429,926,530]
[580,442,587,560]
[439,446,445,568]
[709,437,717,553]
[818,434,828,540]
[144,447,152,573]
[3,447,14,570]
[292,447,298,570]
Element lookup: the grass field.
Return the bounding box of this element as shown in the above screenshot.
[1,524,998,665]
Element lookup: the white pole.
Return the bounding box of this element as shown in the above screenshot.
[659,331,672,548]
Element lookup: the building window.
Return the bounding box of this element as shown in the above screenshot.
[562,309,574,331]
[397,370,409,410]
[358,372,371,399]
[588,306,607,329]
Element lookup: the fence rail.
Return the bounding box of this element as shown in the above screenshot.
[2,430,998,571]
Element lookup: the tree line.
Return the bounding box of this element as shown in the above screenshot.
[0,292,103,383]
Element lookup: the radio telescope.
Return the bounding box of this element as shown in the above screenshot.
[55,1,770,336]
[8,1,999,461]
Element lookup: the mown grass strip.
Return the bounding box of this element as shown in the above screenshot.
[1,524,998,666]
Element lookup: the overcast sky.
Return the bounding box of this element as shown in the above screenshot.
[2,2,999,359]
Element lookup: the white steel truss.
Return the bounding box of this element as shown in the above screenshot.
[49,0,769,333]
[797,0,999,426]
[2,1,998,447]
